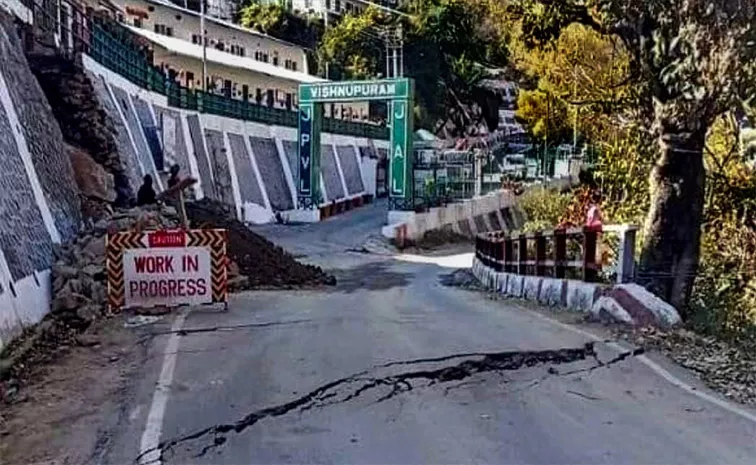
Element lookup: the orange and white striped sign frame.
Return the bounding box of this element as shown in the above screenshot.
[106,229,228,310]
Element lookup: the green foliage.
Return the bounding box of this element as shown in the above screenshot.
[315,0,511,133]
[518,187,572,233]
[515,87,569,143]
[317,6,388,79]
[690,113,756,342]
[237,2,323,49]
[511,0,756,311]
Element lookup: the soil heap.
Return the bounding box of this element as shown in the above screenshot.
[185,199,335,289]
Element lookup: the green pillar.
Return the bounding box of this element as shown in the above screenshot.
[388,91,414,209]
[297,102,322,208]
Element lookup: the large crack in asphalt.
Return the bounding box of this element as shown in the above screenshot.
[136,342,644,464]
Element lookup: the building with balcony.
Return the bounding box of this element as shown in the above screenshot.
[83,0,368,118]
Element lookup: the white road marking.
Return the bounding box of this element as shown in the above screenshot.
[525,309,756,425]
[139,309,189,465]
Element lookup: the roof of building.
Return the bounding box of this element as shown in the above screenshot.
[134,0,305,50]
[127,25,326,84]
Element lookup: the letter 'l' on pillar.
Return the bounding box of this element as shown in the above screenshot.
[298,102,322,208]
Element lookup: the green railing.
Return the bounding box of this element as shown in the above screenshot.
[89,20,389,140]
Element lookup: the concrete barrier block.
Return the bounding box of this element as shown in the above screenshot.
[507,275,524,297]
[538,278,567,307]
[522,276,542,301]
[591,296,634,325]
[566,281,602,312]
[617,284,682,328]
[496,273,509,293]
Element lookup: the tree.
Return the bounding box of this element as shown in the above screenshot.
[317,6,389,80]
[515,86,570,143]
[315,0,510,134]
[237,2,323,49]
[512,0,756,313]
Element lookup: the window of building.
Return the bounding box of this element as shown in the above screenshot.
[134,18,142,28]
[273,51,279,66]
[216,41,225,51]
[238,47,245,57]
[185,71,194,88]
[255,88,263,104]
[335,0,341,11]
[266,89,274,107]
[292,61,297,71]
[154,24,171,36]
[191,34,200,44]
[175,14,182,20]
[242,85,249,101]
[285,93,292,110]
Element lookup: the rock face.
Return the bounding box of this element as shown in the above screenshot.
[28,53,132,201]
[67,144,116,203]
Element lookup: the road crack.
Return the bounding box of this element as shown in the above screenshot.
[137,342,642,464]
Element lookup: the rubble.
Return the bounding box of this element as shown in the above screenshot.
[2,199,333,395]
[185,199,335,289]
[0,205,180,386]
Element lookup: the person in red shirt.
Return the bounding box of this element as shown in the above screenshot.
[585,190,604,229]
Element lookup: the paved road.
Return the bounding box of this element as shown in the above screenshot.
[105,202,756,465]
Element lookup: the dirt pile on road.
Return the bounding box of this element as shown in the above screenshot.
[185,199,335,289]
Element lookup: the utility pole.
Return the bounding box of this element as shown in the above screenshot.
[573,64,578,155]
[324,5,330,79]
[398,24,404,77]
[201,0,207,91]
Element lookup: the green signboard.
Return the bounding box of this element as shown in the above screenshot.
[297,78,415,213]
[300,79,410,103]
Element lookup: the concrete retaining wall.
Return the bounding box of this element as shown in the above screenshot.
[382,176,574,242]
[82,55,384,224]
[0,11,82,349]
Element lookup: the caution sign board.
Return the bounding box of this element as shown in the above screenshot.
[107,229,227,310]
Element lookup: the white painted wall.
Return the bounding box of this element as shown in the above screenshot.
[82,53,385,226]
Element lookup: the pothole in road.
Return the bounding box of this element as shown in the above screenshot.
[326,262,411,293]
[439,269,484,290]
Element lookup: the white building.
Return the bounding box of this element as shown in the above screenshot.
[88,0,368,117]
[283,0,403,19]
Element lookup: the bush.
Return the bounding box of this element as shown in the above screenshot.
[518,187,572,233]
[691,220,756,346]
